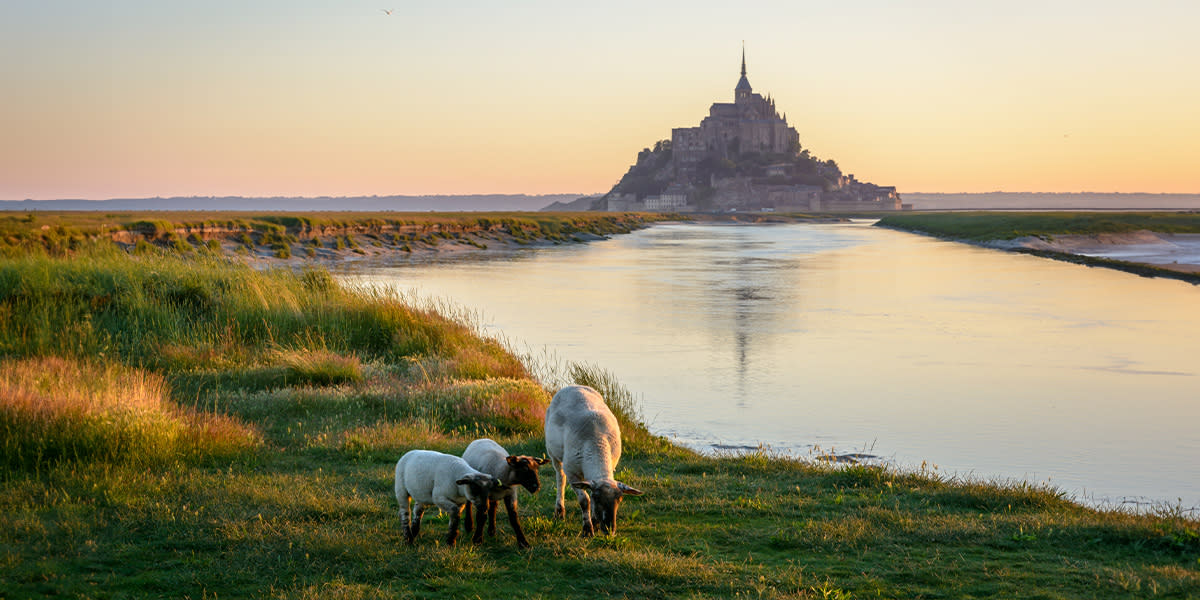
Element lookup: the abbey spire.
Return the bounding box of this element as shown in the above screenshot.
[735,44,753,102]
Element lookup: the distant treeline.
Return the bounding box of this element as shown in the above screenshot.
[0,194,593,212]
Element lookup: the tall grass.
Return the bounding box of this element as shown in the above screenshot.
[0,254,526,384]
[529,360,668,453]
[564,362,642,428]
[0,357,259,470]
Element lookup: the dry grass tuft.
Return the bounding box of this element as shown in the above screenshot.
[337,420,464,462]
[0,357,259,470]
[274,347,364,386]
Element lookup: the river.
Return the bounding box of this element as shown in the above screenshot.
[338,221,1200,511]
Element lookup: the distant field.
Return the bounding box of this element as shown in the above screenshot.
[0,210,667,257]
[877,211,1200,241]
[903,192,1200,211]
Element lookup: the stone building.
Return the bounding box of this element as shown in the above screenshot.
[671,49,800,182]
[606,48,905,213]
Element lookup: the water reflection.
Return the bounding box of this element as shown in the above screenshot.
[344,222,1200,510]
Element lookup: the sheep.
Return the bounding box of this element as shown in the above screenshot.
[394,449,503,546]
[461,438,549,548]
[544,385,644,536]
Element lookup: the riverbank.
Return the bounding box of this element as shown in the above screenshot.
[0,210,852,266]
[877,212,1200,284]
[0,210,672,263]
[2,234,1198,598]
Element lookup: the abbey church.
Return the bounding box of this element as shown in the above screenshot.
[604,50,904,212]
[670,51,800,180]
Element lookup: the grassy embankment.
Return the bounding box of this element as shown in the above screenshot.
[2,235,1199,598]
[0,211,667,260]
[877,212,1200,283]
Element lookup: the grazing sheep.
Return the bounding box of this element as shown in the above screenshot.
[461,438,549,548]
[544,385,644,536]
[394,449,502,546]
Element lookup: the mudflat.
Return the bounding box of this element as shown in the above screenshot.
[994,231,1200,273]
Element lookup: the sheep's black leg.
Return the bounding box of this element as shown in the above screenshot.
[445,505,461,547]
[487,498,498,537]
[471,502,487,544]
[578,492,594,537]
[504,494,530,548]
[410,504,426,541]
[463,501,475,533]
[400,499,415,545]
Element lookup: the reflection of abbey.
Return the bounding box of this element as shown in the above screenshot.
[604,50,906,213]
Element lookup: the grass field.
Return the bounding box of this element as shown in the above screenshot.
[1,240,1198,598]
[875,211,1200,242]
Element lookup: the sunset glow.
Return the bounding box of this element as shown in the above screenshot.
[3,1,1198,199]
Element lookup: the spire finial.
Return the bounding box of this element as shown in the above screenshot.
[741,41,746,77]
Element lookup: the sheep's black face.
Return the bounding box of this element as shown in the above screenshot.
[506,455,548,494]
[516,468,540,493]
[456,474,500,505]
[590,483,623,535]
[575,478,643,536]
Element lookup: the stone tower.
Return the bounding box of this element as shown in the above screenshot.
[735,46,753,104]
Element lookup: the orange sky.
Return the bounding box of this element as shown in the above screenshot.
[2,1,1198,199]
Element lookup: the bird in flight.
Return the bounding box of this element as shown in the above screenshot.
[382,9,394,15]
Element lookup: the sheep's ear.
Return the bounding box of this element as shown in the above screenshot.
[618,482,644,496]
[455,478,470,486]
[506,455,520,466]
[536,457,550,465]
[571,480,593,491]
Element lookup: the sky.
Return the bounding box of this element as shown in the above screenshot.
[2,0,1198,200]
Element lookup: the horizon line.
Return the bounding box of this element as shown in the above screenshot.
[5,190,1200,203]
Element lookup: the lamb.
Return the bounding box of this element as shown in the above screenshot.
[461,438,549,548]
[544,385,644,536]
[394,449,503,546]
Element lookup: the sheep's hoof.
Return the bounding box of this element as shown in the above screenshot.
[553,506,565,519]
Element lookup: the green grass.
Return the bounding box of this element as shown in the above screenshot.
[1,247,1198,598]
[876,211,1200,241]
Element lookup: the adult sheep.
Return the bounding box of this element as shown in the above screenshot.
[544,385,644,536]
[394,449,502,546]
[461,438,549,548]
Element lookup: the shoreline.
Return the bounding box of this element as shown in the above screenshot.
[167,212,850,267]
[878,224,1200,285]
[986,231,1200,275]
[234,229,608,268]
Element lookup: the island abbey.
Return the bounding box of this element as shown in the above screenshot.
[604,50,905,212]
